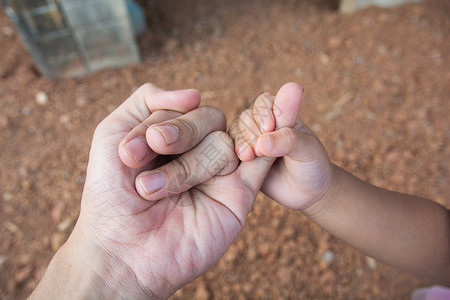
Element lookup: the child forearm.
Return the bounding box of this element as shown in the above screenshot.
[303,164,450,284]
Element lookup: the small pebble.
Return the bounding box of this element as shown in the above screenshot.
[278,267,292,284]
[328,36,342,48]
[321,250,334,264]
[0,115,8,128]
[3,192,13,202]
[21,179,31,190]
[431,50,441,62]
[107,105,115,113]
[258,243,270,256]
[76,176,84,184]
[319,53,330,65]
[213,26,223,39]
[4,221,19,234]
[363,18,374,26]
[312,124,322,132]
[377,45,387,57]
[57,216,76,233]
[75,95,88,107]
[59,114,70,124]
[35,91,48,105]
[0,255,6,267]
[366,256,378,270]
[164,38,179,52]
[18,254,32,265]
[194,42,205,52]
[171,27,180,37]
[15,265,33,284]
[194,282,209,300]
[18,167,27,179]
[51,232,68,251]
[353,56,364,64]
[295,68,304,76]
[246,247,257,261]
[21,107,30,115]
[2,26,13,36]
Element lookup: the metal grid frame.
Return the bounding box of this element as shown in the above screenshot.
[3,0,140,78]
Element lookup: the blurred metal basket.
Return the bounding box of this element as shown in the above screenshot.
[339,0,421,14]
[3,0,141,78]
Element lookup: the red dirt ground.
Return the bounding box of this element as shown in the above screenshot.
[0,0,449,299]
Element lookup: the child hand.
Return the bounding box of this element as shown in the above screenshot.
[230,82,335,211]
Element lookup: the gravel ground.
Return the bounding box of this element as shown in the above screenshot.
[0,0,449,298]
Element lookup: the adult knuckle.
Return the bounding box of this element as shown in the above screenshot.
[282,127,298,146]
[138,83,163,97]
[202,105,225,122]
[211,130,232,144]
[172,156,193,184]
[178,118,200,142]
[153,110,181,121]
[210,131,235,157]
[140,82,155,92]
[221,131,234,145]
[93,119,108,139]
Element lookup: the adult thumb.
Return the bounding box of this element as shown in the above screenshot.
[227,120,276,197]
[237,156,276,196]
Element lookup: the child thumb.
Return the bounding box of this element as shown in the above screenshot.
[256,125,317,161]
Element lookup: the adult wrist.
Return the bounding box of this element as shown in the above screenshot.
[30,226,164,299]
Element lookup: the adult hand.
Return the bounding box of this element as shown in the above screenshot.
[231,82,335,211]
[31,83,273,299]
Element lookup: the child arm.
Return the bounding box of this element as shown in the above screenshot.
[303,164,450,284]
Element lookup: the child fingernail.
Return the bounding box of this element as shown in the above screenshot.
[238,143,249,155]
[139,171,166,195]
[259,122,267,133]
[253,141,260,155]
[123,137,148,163]
[154,124,180,145]
[259,135,273,153]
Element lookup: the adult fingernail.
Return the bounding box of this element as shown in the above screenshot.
[123,137,149,163]
[139,171,166,195]
[154,124,179,145]
[259,134,273,153]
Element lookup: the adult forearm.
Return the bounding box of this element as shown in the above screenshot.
[303,164,450,284]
